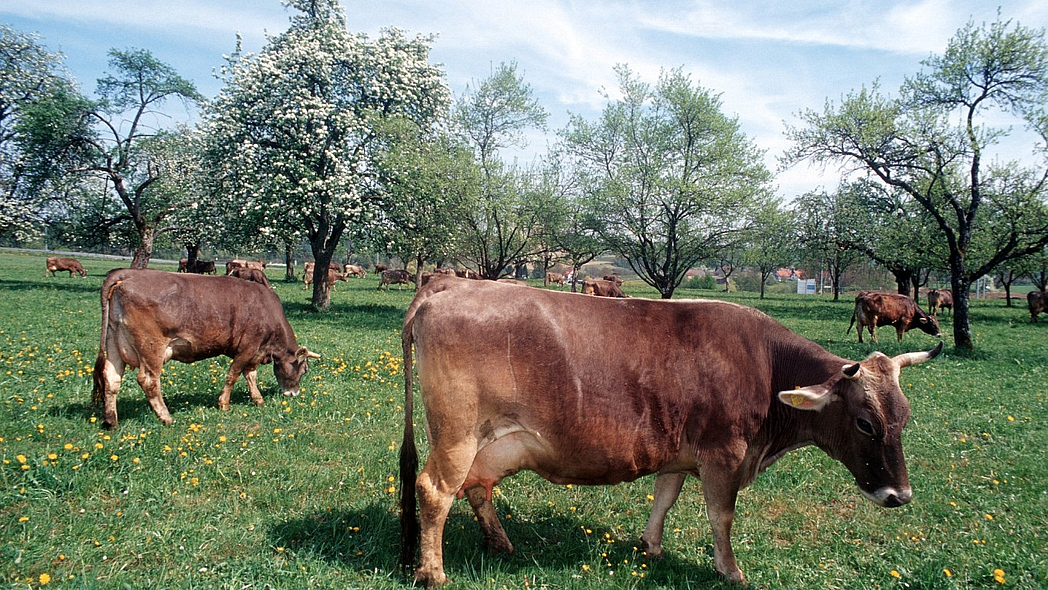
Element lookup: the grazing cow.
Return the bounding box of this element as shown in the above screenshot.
[228,266,272,288]
[581,277,627,298]
[454,268,481,280]
[178,258,189,273]
[91,269,319,429]
[1028,290,1048,322]
[848,292,941,343]
[603,274,624,286]
[375,263,389,273]
[927,289,953,317]
[398,277,942,586]
[226,260,245,274]
[186,259,216,274]
[344,263,367,278]
[379,269,416,290]
[433,267,456,276]
[45,256,86,278]
[546,272,567,285]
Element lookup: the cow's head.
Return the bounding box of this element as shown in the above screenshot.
[273,346,321,396]
[915,309,942,338]
[777,342,942,508]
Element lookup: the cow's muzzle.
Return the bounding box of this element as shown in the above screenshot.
[862,486,912,507]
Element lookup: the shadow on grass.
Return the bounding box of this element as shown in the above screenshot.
[268,501,726,587]
[0,276,100,295]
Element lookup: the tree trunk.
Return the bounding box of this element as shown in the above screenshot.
[891,268,912,297]
[284,244,295,282]
[185,241,200,267]
[952,278,974,350]
[131,226,154,269]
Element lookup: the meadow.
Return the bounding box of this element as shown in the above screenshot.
[1,249,1045,589]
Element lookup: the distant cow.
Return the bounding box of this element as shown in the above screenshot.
[344,264,367,278]
[455,268,481,280]
[227,259,266,274]
[379,269,416,290]
[603,274,623,286]
[581,278,626,298]
[375,263,389,274]
[178,258,189,273]
[848,292,941,343]
[45,256,86,278]
[546,272,566,285]
[1028,291,1048,322]
[927,289,953,317]
[303,261,342,289]
[398,276,942,586]
[186,259,216,275]
[228,266,272,288]
[91,269,319,429]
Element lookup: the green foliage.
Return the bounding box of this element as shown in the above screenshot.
[1,251,1045,589]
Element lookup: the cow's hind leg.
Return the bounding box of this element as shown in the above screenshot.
[136,361,173,425]
[415,439,478,588]
[463,486,514,555]
[97,347,126,430]
[242,366,265,406]
[640,472,686,557]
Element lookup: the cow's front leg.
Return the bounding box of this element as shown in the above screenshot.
[640,471,686,557]
[99,349,126,430]
[701,474,745,584]
[243,366,265,405]
[464,486,514,555]
[217,359,247,411]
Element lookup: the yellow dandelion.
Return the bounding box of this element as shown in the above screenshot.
[994,569,1005,584]
[944,568,952,577]
[581,565,590,572]
[891,570,901,579]
[39,573,51,586]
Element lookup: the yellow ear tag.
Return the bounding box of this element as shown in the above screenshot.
[790,393,806,407]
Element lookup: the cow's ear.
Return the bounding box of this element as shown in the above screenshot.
[778,385,833,411]
[842,363,862,380]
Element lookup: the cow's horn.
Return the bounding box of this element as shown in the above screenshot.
[892,341,944,368]
[305,349,321,359]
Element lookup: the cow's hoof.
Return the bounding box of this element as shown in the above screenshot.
[414,568,447,588]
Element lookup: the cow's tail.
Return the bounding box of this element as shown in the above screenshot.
[846,303,858,334]
[91,272,122,407]
[399,290,422,569]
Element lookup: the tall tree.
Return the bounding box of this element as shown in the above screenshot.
[206,0,448,309]
[562,65,773,299]
[453,62,549,278]
[742,200,796,299]
[786,17,1048,348]
[0,25,85,243]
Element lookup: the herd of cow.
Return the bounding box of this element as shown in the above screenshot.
[34,254,1046,586]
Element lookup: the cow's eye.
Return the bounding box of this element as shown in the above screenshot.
[856,417,876,436]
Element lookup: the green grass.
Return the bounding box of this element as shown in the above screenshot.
[1,250,1045,589]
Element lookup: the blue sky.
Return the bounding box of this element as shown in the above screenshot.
[4,0,1047,198]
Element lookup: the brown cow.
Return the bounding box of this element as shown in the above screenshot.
[303,261,342,288]
[1028,290,1048,322]
[927,288,953,317]
[91,269,319,429]
[454,268,481,280]
[847,292,941,343]
[379,269,416,290]
[45,256,86,278]
[603,273,624,286]
[398,277,942,586]
[343,263,367,278]
[178,258,189,273]
[546,272,566,285]
[228,266,272,288]
[186,259,216,274]
[581,277,626,297]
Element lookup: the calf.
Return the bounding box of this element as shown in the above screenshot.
[1029,290,1048,322]
[848,292,941,343]
[399,277,942,586]
[343,264,367,278]
[45,256,86,278]
[91,269,319,429]
[927,288,953,317]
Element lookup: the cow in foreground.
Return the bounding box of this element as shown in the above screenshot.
[848,292,941,343]
[91,269,319,429]
[581,277,626,297]
[1029,290,1048,322]
[398,277,942,586]
[45,256,86,278]
[927,288,953,317]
